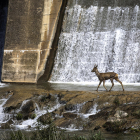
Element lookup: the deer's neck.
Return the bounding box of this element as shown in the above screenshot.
[95,69,100,78]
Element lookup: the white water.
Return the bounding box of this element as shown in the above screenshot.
[51,4,140,83]
[0,98,11,124]
[13,97,62,130]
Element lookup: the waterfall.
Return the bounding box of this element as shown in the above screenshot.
[50,2,140,83]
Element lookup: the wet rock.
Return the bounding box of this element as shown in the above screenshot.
[107,117,121,123]
[89,111,110,120]
[19,100,35,120]
[1,119,13,129]
[103,119,127,132]
[114,110,128,118]
[37,113,53,125]
[94,125,101,130]
[52,106,65,116]
[39,93,51,102]
[5,90,14,98]
[65,104,75,111]
[63,112,77,119]
[49,94,56,102]
[80,101,94,114]
[21,100,35,113]
[55,118,72,128]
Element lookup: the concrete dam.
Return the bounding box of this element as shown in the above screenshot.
[1,0,140,83]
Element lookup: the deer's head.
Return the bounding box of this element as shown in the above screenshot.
[91,64,98,72]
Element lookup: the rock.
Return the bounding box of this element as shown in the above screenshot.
[55,118,72,128]
[89,111,110,120]
[5,90,14,98]
[114,110,128,118]
[52,106,65,116]
[21,100,35,113]
[107,117,121,123]
[39,93,51,102]
[94,125,101,130]
[103,119,127,132]
[80,101,94,114]
[19,100,36,120]
[1,119,13,129]
[37,113,53,125]
[63,112,77,119]
[65,104,75,111]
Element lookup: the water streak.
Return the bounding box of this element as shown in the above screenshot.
[51,4,140,83]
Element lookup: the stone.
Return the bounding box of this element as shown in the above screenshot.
[63,112,77,119]
[107,117,121,123]
[21,100,35,113]
[114,110,128,118]
[1,119,13,129]
[94,125,101,130]
[37,113,53,125]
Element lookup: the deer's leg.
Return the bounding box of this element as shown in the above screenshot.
[103,80,108,91]
[109,78,114,92]
[97,81,102,92]
[115,78,124,91]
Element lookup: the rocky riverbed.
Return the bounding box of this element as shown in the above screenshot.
[0,86,140,134]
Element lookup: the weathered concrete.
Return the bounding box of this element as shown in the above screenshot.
[2,0,63,83]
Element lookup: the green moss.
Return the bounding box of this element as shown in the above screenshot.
[113,97,120,106]
[16,113,23,120]
[130,128,140,133]
[30,114,36,119]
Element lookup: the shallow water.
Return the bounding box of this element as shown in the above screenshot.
[1,81,140,92]
[49,82,140,92]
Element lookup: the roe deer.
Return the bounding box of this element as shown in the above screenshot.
[91,64,124,92]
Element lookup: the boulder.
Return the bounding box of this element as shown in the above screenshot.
[52,106,65,116]
[114,110,128,118]
[1,119,13,129]
[37,113,53,125]
[19,100,35,120]
[21,100,35,113]
[80,101,94,114]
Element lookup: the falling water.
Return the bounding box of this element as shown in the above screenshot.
[50,1,140,83]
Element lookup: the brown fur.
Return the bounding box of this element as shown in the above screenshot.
[91,65,124,92]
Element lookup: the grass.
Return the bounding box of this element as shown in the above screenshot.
[113,97,120,106]
[9,112,105,140]
[10,129,105,140]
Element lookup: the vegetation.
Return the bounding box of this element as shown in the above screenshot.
[10,130,28,140]
[113,97,120,106]
[16,113,23,120]
[9,112,105,140]
[10,129,105,140]
[30,113,36,119]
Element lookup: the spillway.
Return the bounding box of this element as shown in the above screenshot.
[50,0,140,83]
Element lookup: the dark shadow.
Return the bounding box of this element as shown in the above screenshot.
[0,0,9,81]
[37,0,68,83]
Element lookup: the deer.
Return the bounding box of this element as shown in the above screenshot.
[91,64,124,92]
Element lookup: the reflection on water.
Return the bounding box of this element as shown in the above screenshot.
[2,82,140,92]
[49,82,140,92]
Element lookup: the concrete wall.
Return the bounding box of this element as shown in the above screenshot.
[2,0,63,83]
